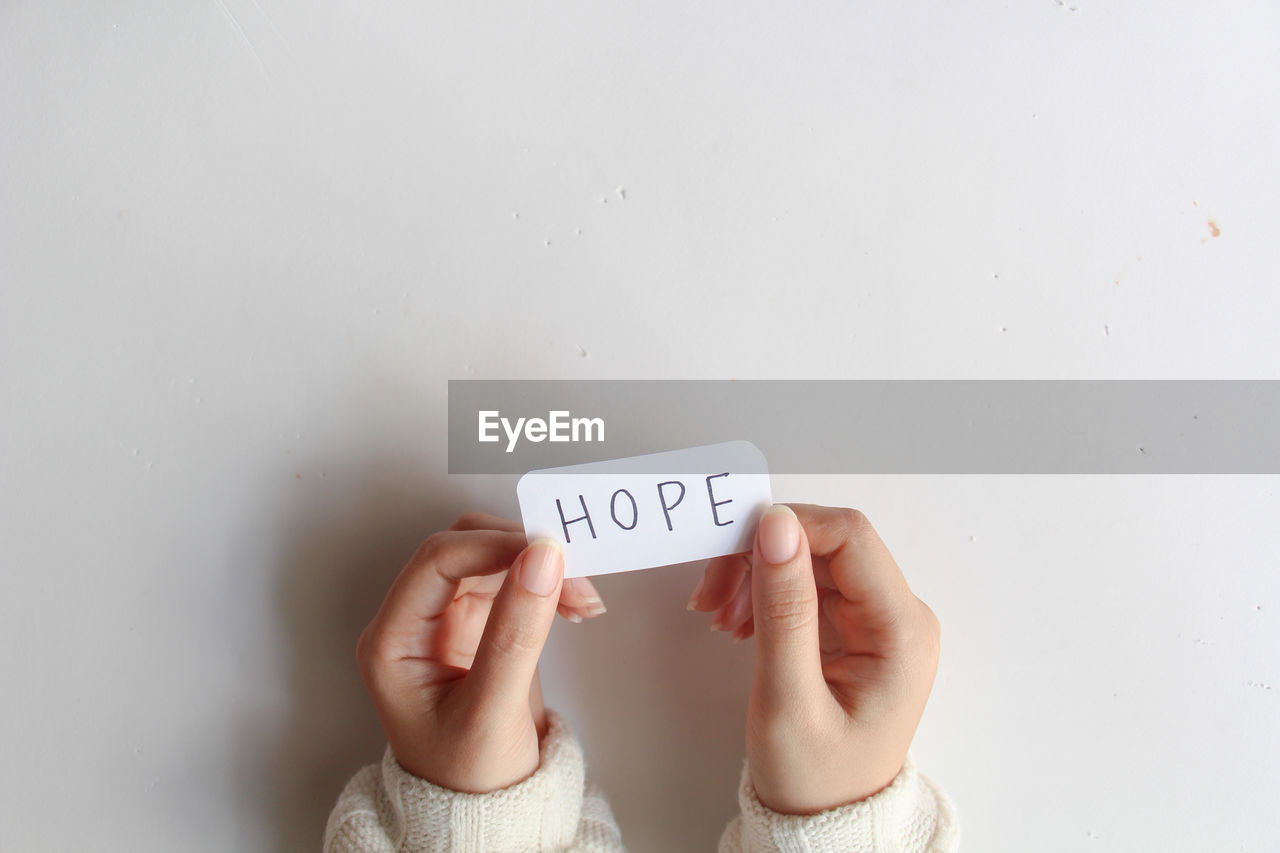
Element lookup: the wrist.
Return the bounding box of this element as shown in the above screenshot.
[748,751,906,814]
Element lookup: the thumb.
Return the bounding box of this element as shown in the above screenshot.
[751,505,825,707]
[466,538,564,709]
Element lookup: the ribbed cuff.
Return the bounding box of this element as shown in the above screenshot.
[379,711,586,853]
[722,753,959,853]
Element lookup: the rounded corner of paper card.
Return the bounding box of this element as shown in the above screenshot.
[728,439,769,473]
[516,469,541,498]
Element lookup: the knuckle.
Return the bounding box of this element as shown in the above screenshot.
[905,598,942,661]
[486,619,542,658]
[837,507,872,539]
[355,623,386,672]
[761,585,816,629]
[921,600,941,639]
[451,511,489,531]
[355,626,397,695]
[416,530,454,562]
[355,628,369,669]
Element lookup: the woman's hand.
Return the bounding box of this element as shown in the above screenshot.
[356,512,605,793]
[688,504,941,813]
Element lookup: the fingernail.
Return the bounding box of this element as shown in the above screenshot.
[564,611,583,623]
[519,538,562,597]
[570,576,600,602]
[686,576,707,611]
[568,577,606,616]
[758,505,800,564]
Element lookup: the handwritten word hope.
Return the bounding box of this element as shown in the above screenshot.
[517,441,773,578]
[554,473,735,544]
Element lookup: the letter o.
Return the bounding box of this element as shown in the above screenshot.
[610,488,638,530]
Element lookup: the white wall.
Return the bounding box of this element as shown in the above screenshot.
[3,2,1277,850]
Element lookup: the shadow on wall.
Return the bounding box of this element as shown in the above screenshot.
[544,562,755,853]
[240,448,464,852]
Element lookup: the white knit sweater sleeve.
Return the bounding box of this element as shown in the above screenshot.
[718,754,960,853]
[323,710,625,853]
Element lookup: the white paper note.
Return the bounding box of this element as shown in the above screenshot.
[516,440,773,578]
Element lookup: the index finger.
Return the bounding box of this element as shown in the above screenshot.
[786,504,914,618]
[364,529,528,661]
[450,511,606,621]
[449,512,525,534]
